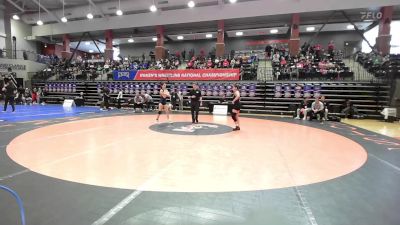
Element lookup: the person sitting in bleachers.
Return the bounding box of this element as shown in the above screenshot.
[222,59,229,68]
[280,57,287,68]
[31,87,38,104]
[341,99,359,118]
[23,88,32,105]
[133,94,144,113]
[143,93,154,111]
[320,95,329,121]
[15,85,24,104]
[328,40,335,56]
[294,97,311,120]
[116,88,123,109]
[272,52,280,65]
[310,97,324,122]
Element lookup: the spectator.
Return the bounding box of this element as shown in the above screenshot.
[31,87,38,104]
[170,89,179,111]
[265,45,272,59]
[16,85,24,104]
[75,92,85,106]
[294,97,311,120]
[328,40,335,56]
[280,57,287,67]
[101,86,110,110]
[310,98,324,122]
[116,88,123,109]
[37,87,43,105]
[143,93,153,111]
[23,88,32,105]
[2,80,16,112]
[272,52,280,66]
[320,95,329,121]
[133,94,144,113]
[341,99,358,118]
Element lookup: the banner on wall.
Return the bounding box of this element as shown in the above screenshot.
[313,84,321,98]
[304,84,313,98]
[113,70,138,80]
[284,84,292,98]
[294,84,303,98]
[274,84,282,98]
[112,69,240,81]
[134,69,240,81]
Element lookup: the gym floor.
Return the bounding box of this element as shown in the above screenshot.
[1,105,400,225]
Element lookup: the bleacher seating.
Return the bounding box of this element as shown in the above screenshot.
[357,53,400,79]
[32,80,390,119]
[36,81,83,104]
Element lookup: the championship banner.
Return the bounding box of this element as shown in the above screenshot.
[284,84,292,98]
[274,84,282,98]
[294,84,303,98]
[313,84,322,98]
[113,70,137,80]
[134,69,240,81]
[304,84,312,98]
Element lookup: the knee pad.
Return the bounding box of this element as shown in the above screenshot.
[158,111,162,115]
[231,112,237,122]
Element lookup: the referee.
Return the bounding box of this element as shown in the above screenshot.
[2,80,16,112]
[189,83,202,124]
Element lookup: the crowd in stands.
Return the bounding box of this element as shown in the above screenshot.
[356,51,400,79]
[268,41,352,80]
[33,51,258,81]
[8,86,45,105]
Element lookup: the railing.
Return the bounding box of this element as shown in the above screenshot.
[0,49,53,64]
[0,185,26,225]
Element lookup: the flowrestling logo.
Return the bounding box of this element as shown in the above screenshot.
[149,122,232,135]
[172,124,219,133]
[117,71,130,79]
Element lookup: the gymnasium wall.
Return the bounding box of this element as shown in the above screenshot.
[0,10,6,49]
[11,19,38,58]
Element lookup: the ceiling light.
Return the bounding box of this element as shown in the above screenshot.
[89,50,94,53]
[152,37,158,41]
[61,0,67,23]
[235,31,243,36]
[206,33,213,38]
[128,39,134,43]
[306,26,315,32]
[12,15,20,20]
[85,42,90,45]
[177,36,184,40]
[150,5,157,12]
[87,13,94,19]
[270,29,278,34]
[37,0,43,26]
[347,24,355,30]
[116,0,123,16]
[188,1,195,8]
[229,0,237,3]
[116,9,123,16]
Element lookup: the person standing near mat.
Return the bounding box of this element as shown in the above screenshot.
[156,83,172,123]
[2,80,16,112]
[189,83,202,124]
[231,84,241,131]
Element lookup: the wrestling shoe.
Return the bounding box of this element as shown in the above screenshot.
[232,126,240,131]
